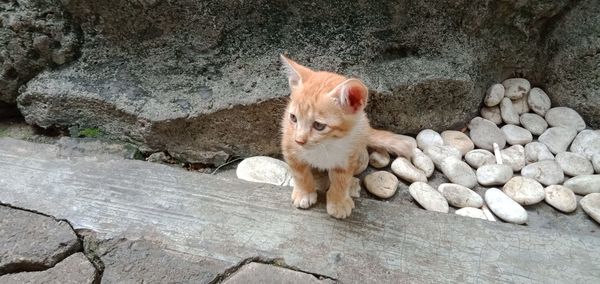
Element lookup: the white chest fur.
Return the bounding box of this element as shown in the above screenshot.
[298,117,368,170]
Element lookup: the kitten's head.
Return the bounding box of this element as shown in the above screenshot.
[280,55,368,147]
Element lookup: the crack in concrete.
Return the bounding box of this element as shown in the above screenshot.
[0,202,102,283]
[209,256,338,284]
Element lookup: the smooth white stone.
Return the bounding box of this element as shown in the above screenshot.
[501,145,526,172]
[465,149,496,169]
[412,148,434,177]
[441,130,474,156]
[512,95,530,115]
[544,185,577,213]
[481,204,497,222]
[524,142,554,164]
[484,188,528,224]
[519,113,548,136]
[570,130,600,160]
[481,106,503,125]
[555,152,594,177]
[484,84,505,107]
[500,97,520,125]
[563,175,600,195]
[409,182,449,213]
[468,117,506,151]
[455,207,487,220]
[438,183,484,208]
[520,160,565,186]
[538,127,578,154]
[440,157,478,188]
[501,125,533,145]
[527,87,551,116]
[369,150,390,169]
[502,78,530,100]
[364,171,399,199]
[423,145,462,168]
[476,164,513,186]
[391,157,427,183]
[592,154,600,174]
[545,107,586,132]
[502,176,545,205]
[416,129,444,150]
[580,193,600,224]
[236,156,294,186]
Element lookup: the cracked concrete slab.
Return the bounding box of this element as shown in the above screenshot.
[0,253,97,284]
[223,262,335,284]
[0,206,81,275]
[1,138,599,283]
[88,237,230,283]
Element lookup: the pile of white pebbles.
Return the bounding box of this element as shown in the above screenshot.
[236,78,600,225]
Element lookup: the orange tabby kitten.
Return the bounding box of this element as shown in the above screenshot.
[280,55,416,219]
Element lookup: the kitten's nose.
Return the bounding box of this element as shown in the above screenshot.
[295,139,306,145]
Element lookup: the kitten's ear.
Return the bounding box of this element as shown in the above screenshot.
[331,79,369,113]
[280,55,311,90]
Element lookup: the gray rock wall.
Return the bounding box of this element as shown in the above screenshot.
[542,0,600,128]
[0,0,81,104]
[1,0,597,165]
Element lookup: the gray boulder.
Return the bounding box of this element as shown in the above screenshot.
[543,0,600,129]
[0,0,80,104]
[5,0,583,164]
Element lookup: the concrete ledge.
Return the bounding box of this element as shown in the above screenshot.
[0,138,599,283]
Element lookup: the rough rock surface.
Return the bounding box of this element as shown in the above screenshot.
[8,0,581,164]
[0,0,81,104]
[0,206,81,274]
[224,262,335,284]
[95,238,230,284]
[543,0,600,129]
[0,253,97,284]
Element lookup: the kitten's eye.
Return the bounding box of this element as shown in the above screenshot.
[313,121,326,131]
[290,113,297,123]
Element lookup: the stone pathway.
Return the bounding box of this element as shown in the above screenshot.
[1,138,600,283]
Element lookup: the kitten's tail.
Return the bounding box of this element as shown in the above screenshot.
[367,127,416,158]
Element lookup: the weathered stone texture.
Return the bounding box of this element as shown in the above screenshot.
[4,0,598,164]
[0,206,80,274]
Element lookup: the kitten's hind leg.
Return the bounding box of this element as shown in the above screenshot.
[326,168,355,219]
[289,160,318,209]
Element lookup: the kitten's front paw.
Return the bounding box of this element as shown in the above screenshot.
[291,187,317,209]
[326,191,355,219]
